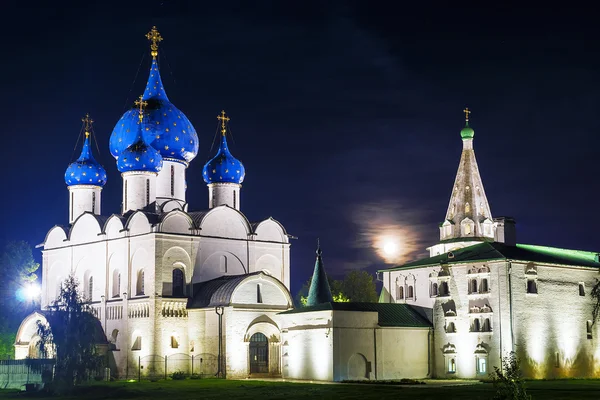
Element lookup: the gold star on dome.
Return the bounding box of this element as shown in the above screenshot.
[165,145,169,150]
[156,135,160,139]
[175,136,179,141]
[135,157,140,161]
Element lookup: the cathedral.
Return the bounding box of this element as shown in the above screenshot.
[11,27,600,383]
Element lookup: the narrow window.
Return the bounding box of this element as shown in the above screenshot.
[481,278,489,293]
[396,285,404,300]
[88,276,94,301]
[171,335,179,349]
[170,165,175,196]
[70,192,74,221]
[219,255,227,273]
[112,270,120,298]
[470,279,478,294]
[555,352,560,368]
[407,285,414,299]
[465,203,470,213]
[527,279,537,294]
[483,318,491,332]
[440,282,450,296]
[137,270,145,296]
[473,319,480,332]
[132,336,142,351]
[257,284,263,304]
[579,283,585,296]
[172,269,184,297]
[146,179,150,205]
[587,321,593,339]
[431,282,438,297]
[477,357,487,374]
[92,191,96,214]
[448,358,456,373]
[233,190,236,209]
[124,181,128,210]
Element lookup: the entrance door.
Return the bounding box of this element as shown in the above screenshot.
[249,332,269,374]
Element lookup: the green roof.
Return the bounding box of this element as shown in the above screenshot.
[279,302,433,328]
[306,245,333,306]
[379,242,600,272]
[461,122,474,139]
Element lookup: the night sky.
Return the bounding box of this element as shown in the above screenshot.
[1,2,599,296]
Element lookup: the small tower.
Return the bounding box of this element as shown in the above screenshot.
[203,111,245,210]
[109,26,199,212]
[306,240,333,306]
[429,108,495,256]
[117,96,163,213]
[65,114,107,223]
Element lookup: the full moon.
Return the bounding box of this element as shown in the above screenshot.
[383,241,398,256]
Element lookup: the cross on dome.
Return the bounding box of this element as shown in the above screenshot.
[146,26,163,58]
[82,113,94,137]
[463,107,471,122]
[134,95,148,123]
[217,110,230,135]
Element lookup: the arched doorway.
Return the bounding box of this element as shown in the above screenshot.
[249,333,269,374]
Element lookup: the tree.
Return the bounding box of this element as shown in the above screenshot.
[37,275,104,390]
[490,351,531,400]
[0,241,40,357]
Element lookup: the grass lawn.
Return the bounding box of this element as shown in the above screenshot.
[0,378,599,399]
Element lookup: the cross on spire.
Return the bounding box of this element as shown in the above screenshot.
[134,95,148,123]
[146,26,163,58]
[217,110,230,136]
[463,107,471,122]
[82,113,94,138]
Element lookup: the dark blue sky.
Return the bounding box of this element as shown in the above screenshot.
[1,2,599,295]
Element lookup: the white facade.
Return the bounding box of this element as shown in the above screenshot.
[68,185,102,224]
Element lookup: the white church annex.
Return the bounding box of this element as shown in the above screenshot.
[14,27,434,382]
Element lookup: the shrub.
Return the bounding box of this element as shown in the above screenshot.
[490,352,531,400]
[190,373,201,380]
[171,371,186,380]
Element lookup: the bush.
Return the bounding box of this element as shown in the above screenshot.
[171,371,186,380]
[190,373,201,380]
[490,352,531,400]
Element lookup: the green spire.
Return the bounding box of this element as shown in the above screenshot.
[461,107,474,140]
[306,240,333,306]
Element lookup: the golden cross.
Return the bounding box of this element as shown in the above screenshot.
[82,113,94,137]
[463,107,471,122]
[134,95,148,122]
[146,26,163,58]
[217,110,230,135]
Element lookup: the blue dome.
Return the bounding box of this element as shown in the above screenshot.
[109,58,199,163]
[203,134,245,184]
[117,122,163,173]
[65,134,107,187]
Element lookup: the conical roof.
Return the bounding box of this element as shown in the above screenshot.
[306,242,333,306]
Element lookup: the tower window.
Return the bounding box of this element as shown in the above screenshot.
[579,283,585,296]
[70,192,74,221]
[136,269,145,296]
[87,276,94,301]
[587,320,593,339]
[407,285,414,299]
[472,318,481,332]
[446,322,456,333]
[465,203,471,213]
[146,179,150,205]
[439,282,450,296]
[256,284,263,303]
[481,278,489,293]
[431,282,438,297]
[172,269,184,297]
[124,181,128,210]
[170,165,175,196]
[92,191,96,213]
[233,191,236,209]
[396,285,404,300]
[470,279,478,294]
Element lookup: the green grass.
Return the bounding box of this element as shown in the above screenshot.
[0,378,599,399]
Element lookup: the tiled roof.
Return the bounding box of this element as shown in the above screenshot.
[379,242,600,272]
[279,302,433,328]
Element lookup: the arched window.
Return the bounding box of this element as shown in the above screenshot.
[136,269,145,296]
[112,270,121,298]
[87,276,93,301]
[470,279,478,294]
[473,319,481,332]
[481,278,489,293]
[446,322,456,333]
[170,165,175,196]
[124,181,128,210]
[440,282,450,296]
[396,285,404,300]
[407,285,414,299]
[448,358,456,373]
[579,283,585,296]
[92,192,96,214]
[219,255,228,273]
[483,318,491,332]
[465,203,471,213]
[172,269,184,297]
[256,284,263,303]
[431,282,438,297]
[233,191,236,209]
[527,279,537,294]
[146,179,150,205]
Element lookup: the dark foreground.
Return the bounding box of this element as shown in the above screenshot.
[1,378,600,399]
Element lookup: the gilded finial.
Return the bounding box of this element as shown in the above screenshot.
[217,110,230,136]
[146,26,163,58]
[134,95,148,123]
[463,107,471,123]
[82,113,94,137]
